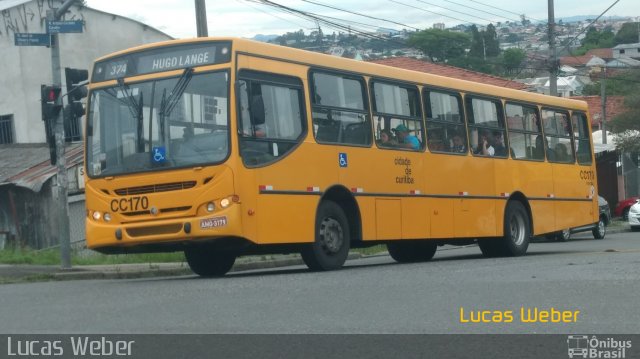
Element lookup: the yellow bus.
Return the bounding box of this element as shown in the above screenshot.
[84,37,602,276]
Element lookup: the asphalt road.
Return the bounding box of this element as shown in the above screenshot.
[1,232,638,334]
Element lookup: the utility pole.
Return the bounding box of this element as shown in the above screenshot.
[195,0,208,37]
[601,66,607,144]
[47,0,79,270]
[547,0,558,96]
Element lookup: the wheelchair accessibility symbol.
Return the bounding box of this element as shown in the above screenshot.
[152,146,166,163]
[339,153,348,168]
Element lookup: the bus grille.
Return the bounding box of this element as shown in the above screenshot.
[121,206,192,217]
[114,181,197,196]
[126,224,184,237]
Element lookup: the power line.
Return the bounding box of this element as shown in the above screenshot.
[412,0,496,24]
[236,0,315,30]
[299,0,421,31]
[562,0,621,54]
[440,0,520,24]
[389,0,476,25]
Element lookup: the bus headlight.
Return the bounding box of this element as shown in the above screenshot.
[220,198,230,209]
[92,211,101,221]
[103,213,112,222]
[207,202,216,212]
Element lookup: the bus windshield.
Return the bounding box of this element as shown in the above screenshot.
[86,70,229,177]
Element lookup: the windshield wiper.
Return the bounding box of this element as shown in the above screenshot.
[159,67,194,119]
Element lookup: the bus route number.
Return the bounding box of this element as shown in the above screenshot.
[108,63,127,77]
[110,196,149,213]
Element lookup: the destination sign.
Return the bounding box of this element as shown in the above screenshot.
[92,41,232,82]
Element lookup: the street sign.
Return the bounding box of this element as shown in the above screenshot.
[14,33,51,46]
[47,20,83,33]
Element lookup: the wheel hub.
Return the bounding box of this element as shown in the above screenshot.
[319,217,343,254]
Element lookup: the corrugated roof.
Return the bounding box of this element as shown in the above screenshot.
[0,143,83,192]
[368,57,529,90]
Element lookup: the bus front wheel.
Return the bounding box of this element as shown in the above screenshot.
[185,246,236,277]
[301,200,350,271]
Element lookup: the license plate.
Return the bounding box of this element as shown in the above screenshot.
[200,216,228,229]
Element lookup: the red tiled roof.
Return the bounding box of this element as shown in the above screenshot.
[559,48,613,67]
[570,95,627,126]
[368,57,528,90]
[586,48,613,59]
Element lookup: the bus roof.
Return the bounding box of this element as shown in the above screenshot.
[94,37,589,112]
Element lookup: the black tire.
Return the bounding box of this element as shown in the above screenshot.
[185,246,236,277]
[556,229,571,242]
[301,200,350,271]
[592,217,606,240]
[387,240,437,263]
[477,238,504,257]
[479,201,530,257]
[622,208,630,221]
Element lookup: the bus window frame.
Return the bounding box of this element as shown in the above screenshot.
[370,79,425,152]
[464,94,509,159]
[504,101,545,163]
[422,87,468,156]
[570,110,593,166]
[236,69,308,168]
[541,107,576,165]
[308,68,373,148]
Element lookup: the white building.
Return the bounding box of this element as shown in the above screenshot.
[0,0,172,145]
[612,43,640,59]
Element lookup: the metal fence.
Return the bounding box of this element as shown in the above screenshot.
[0,115,14,144]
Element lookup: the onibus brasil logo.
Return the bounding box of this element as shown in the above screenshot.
[567,335,632,358]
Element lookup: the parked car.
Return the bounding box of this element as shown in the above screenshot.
[614,196,639,220]
[551,195,610,241]
[629,200,640,232]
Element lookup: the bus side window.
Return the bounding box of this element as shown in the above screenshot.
[572,112,592,165]
[237,71,306,167]
[506,103,543,161]
[311,71,371,146]
[372,81,423,151]
[424,89,466,154]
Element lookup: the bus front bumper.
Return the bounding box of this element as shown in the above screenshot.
[86,204,244,251]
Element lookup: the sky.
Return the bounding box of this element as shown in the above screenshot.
[84,0,639,39]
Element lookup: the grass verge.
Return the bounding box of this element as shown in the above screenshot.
[0,248,185,266]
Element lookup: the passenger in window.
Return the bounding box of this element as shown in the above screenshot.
[534,135,545,159]
[492,131,507,157]
[451,134,467,153]
[555,143,569,162]
[428,132,445,152]
[474,130,495,156]
[393,124,421,150]
[378,129,397,147]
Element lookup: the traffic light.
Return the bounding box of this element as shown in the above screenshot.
[41,84,63,120]
[64,68,88,102]
[64,68,88,142]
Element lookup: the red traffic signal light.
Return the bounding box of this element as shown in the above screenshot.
[41,84,63,120]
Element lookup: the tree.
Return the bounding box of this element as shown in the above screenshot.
[614,22,640,45]
[484,24,500,57]
[502,48,526,71]
[468,25,484,58]
[608,70,640,153]
[408,29,470,62]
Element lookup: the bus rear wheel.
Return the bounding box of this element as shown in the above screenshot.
[479,201,530,257]
[301,200,350,271]
[185,246,236,277]
[387,241,437,263]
